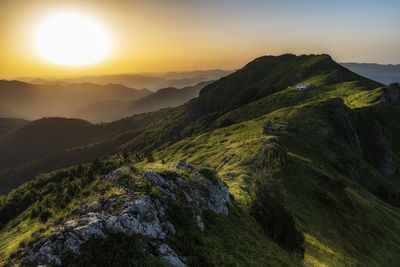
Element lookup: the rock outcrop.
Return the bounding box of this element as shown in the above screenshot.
[370,121,395,176]
[328,105,362,155]
[24,160,231,266]
[382,83,400,103]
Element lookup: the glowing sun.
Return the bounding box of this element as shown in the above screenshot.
[35,12,109,66]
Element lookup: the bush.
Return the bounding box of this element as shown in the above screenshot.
[62,234,168,266]
[39,209,52,222]
[144,150,155,162]
[198,168,219,186]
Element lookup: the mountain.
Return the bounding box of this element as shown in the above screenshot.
[70,100,125,123]
[117,81,212,118]
[2,54,400,266]
[0,118,29,139]
[0,80,151,120]
[70,81,211,122]
[23,70,233,91]
[195,54,380,115]
[341,62,400,84]
[0,118,102,170]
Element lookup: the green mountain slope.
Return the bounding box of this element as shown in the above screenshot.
[156,97,400,266]
[194,54,380,115]
[1,54,400,266]
[0,54,384,195]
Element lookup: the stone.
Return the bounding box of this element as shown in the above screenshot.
[24,165,231,266]
[100,166,131,181]
[169,159,187,170]
[194,215,204,231]
[158,244,186,267]
[296,83,315,90]
[87,201,102,211]
[165,221,176,235]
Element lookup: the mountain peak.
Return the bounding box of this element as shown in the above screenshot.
[196,54,356,114]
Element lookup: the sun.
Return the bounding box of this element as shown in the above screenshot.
[34,12,110,66]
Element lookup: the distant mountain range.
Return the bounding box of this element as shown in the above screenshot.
[116,81,212,119]
[341,62,400,84]
[18,69,233,91]
[0,80,150,121]
[0,80,212,123]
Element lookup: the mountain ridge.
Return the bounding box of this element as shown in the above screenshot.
[2,54,400,266]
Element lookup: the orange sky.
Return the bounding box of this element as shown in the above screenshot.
[1,0,399,78]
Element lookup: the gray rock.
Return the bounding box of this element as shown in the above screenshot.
[87,201,102,212]
[145,170,176,190]
[165,221,176,235]
[158,244,186,267]
[194,215,204,231]
[169,159,187,170]
[100,166,131,181]
[24,165,231,266]
[296,83,315,90]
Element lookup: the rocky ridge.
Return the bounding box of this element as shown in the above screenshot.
[23,160,231,266]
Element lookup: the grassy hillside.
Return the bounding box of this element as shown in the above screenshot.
[0,159,297,266]
[1,54,400,266]
[194,54,380,115]
[155,98,400,266]
[0,54,384,195]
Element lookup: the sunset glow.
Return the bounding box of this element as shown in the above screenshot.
[0,0,399,78]
[34,12,109,66]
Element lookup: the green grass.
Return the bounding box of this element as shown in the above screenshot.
[0,157,299,266]
[155,97,400,266]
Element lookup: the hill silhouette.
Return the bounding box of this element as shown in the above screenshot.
[0,80,151,120]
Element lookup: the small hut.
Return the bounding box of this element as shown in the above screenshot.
[263,121,284,135]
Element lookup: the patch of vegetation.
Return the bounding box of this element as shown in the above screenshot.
[164,197,297,266]
[248,166,304,258]
[198,167,219,186]
[62,234,169,266]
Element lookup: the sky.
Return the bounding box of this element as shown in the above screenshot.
[0,0,399,78]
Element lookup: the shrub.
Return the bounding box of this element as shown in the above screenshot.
[39,209,52,222]
[198,168,219,186]
[62,234,168,266]
[144,150,155,162]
